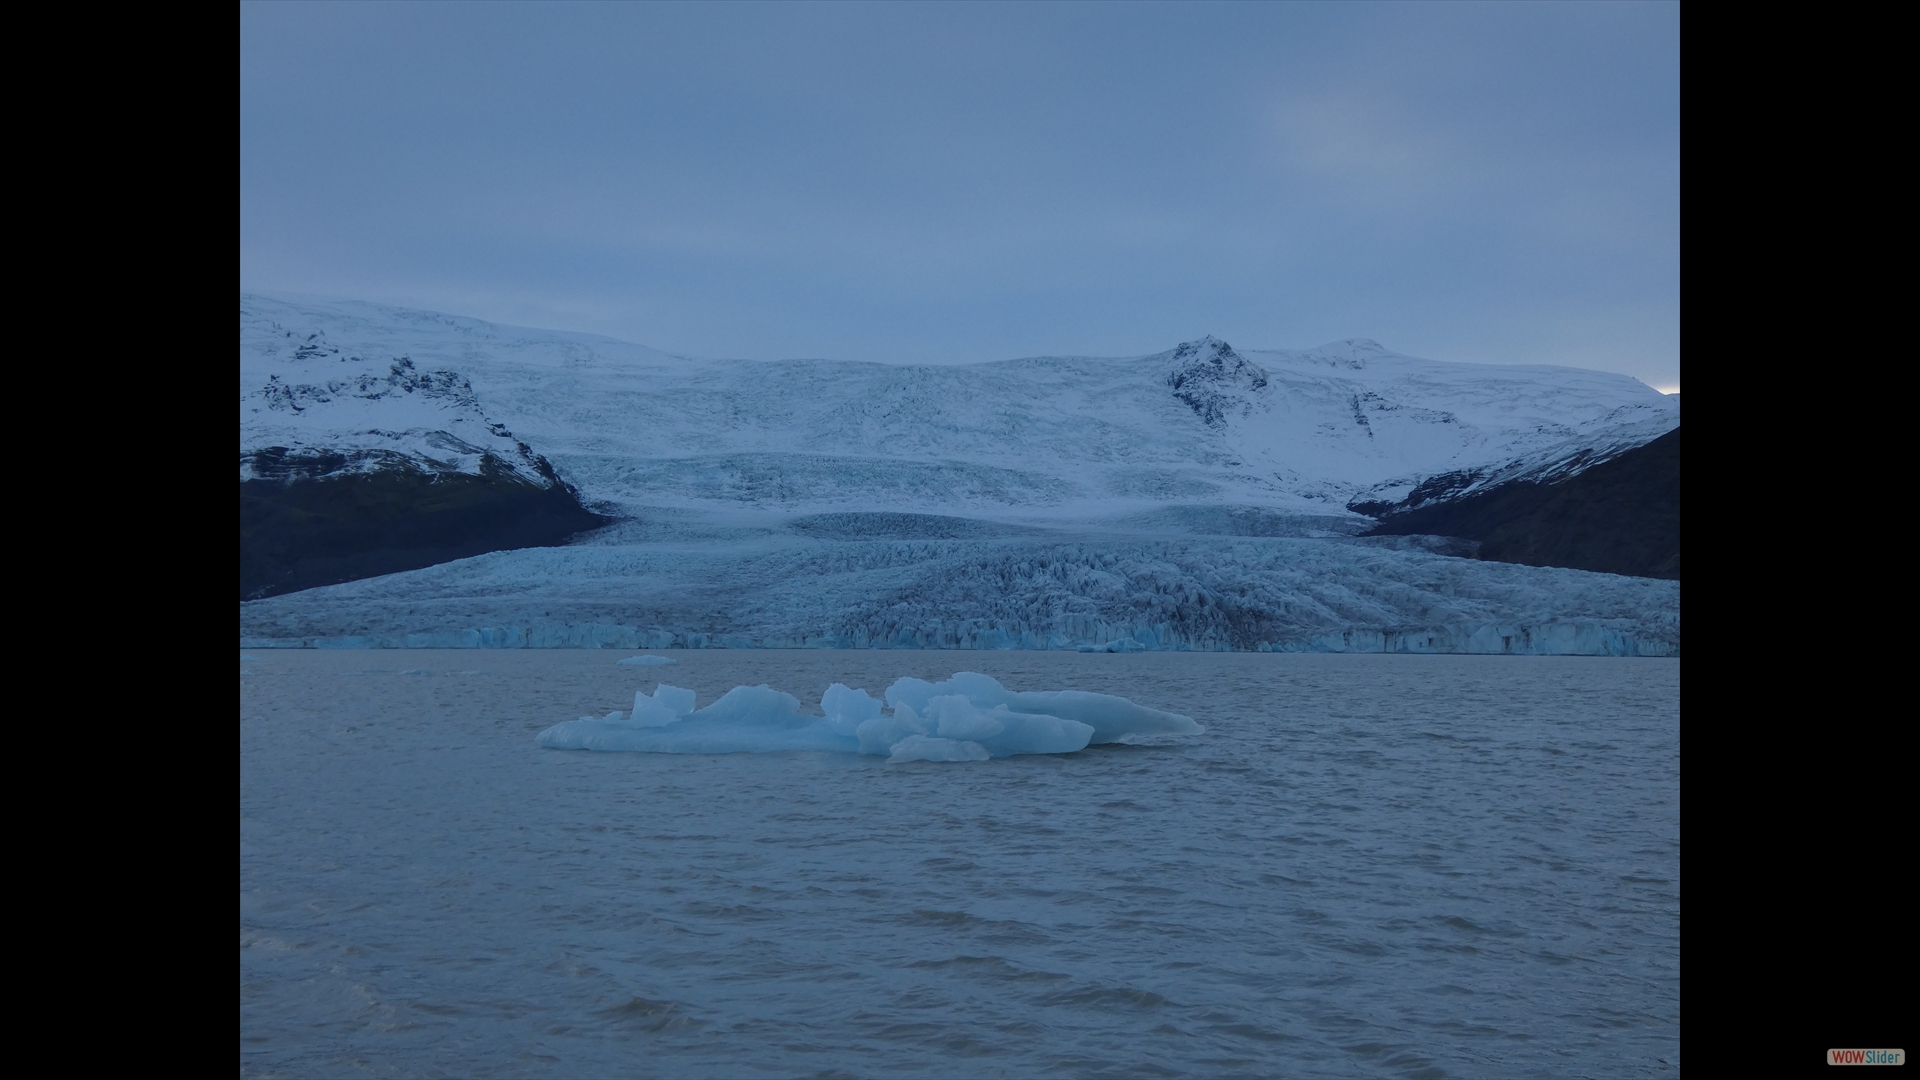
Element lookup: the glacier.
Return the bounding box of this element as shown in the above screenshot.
[535,673,1202,760]
[239,295,1679,655]
[238,527,1677,655]
[241,295,1676,522]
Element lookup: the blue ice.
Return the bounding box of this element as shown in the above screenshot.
[536,672,1202,761]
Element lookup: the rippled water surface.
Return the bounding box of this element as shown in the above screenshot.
[240,651,1679,1078]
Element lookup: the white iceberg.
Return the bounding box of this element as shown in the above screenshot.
[883,672,1200,744]
[628,683,696,727]
[536,672,1202,762]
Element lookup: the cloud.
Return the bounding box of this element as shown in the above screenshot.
[1268,90,1471,203]
[240,3,1678,386]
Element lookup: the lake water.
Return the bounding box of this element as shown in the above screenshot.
[240,650,1679,1078]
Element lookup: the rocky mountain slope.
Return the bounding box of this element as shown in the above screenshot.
[240,322,608,598]
[1367,428,1679,579]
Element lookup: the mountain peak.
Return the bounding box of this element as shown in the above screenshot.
[1165,337,1269,427]
[1296,338,1390,370]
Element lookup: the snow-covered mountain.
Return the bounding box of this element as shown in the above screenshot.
[243,326,559,488]
[239,294,1679,653]
[241,295,1675,523]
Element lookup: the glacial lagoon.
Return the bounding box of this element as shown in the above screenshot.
[240,650,1679,1078]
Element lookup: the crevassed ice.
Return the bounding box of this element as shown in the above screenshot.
[535,672,1203,762]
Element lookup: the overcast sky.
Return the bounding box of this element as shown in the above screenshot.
[240,2,1679,390]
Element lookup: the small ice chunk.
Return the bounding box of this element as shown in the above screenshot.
[628,684,696,727]
[651,684,697,715]
[691,684,807,727]
[884,672,1014,715]
[887,735,990,763]
[977,708,1094,757]
[856,701,931,755]
[539,687,856,753]
[925,695,1006,741]
[882,672,1188,748]
[944,672,1015,707]
[1005,688,1202,743]
[911,693,1092,756]
[883,677,941,716]
[617,655,678,667]
[822,683,884,736]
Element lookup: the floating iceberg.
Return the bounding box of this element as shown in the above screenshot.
[887,735,992,764]
[616,654,678,667]
[536,672,1202,761]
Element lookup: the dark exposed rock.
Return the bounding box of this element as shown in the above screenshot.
[1364,428,1678,580]
[240,452,611,600]
[1165,337,1268,427]
[257,356,482,414]
[1348,467,1488,518]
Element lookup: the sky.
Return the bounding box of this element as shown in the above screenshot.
[240,2,1680,391]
